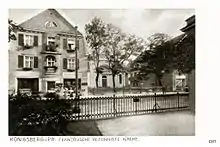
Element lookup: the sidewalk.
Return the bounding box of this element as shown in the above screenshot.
[65,120,102,136]
[96,111,195,136]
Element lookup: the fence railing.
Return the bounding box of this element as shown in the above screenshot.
[69,92,190,120]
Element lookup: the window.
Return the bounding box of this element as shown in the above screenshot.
[45,21,57,28]
[47,81,55,90]
[46,56,56,67]
[67,38,75,50]
[67,58,75,70]
[47,37,55,45]
[24,35,34,46]
[18,55,38,69]
[119,74,122,84]
[24,56,34,68]
[64,79,81,90]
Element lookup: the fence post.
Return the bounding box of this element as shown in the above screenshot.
[113,94,116,117]
[177,92,179,110]
[154,93,157,112]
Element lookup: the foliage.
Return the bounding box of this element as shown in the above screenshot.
[85,17,108,88]
[9,93,74,136]
[133,33,173,86]
[8,19,20,42]
[172,32,195,73]
[103,23,146,92]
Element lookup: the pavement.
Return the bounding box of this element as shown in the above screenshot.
[65,120,102,136]
[96,111,195,136]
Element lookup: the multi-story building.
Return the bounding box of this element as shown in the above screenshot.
[8,9,89,96]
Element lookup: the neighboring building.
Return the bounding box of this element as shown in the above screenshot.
[8,9,89,96]
[88,56,129,89]
[180,15,195,112]
[129,15,195,92]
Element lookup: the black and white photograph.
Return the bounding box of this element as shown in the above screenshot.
[8,8,195,136]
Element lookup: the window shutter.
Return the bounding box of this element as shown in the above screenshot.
[34,57,38,68]
[18,55,23,68]
[18,34,24,46]
[63,58,67,69]
[77,58,79,69]
[63,38,67,49]
[33,36,38,46]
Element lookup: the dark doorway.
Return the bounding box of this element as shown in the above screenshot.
[102,76,107,87]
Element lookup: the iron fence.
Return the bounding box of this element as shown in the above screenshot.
[69,92,189,120]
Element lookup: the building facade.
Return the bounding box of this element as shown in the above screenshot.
[88,56,129,89]
[8,9,89,96]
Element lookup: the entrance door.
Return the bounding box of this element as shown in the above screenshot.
[102,76,107,87]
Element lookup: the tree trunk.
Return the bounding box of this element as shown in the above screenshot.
[95,72,99,94]
[155,74,163,87]
[112,74,116,93]
[95,72,99,88]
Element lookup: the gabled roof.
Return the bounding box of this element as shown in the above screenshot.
[19,9,82,35]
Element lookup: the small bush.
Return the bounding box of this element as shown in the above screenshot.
[44,92,60,99]
[9,94,73,136]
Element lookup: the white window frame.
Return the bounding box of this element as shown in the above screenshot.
[24,35,34,46]
[47,37,55,45]
[67,58,75,69]
[46,57,56,67]
[67,38,75,50]
[24,56,34,68]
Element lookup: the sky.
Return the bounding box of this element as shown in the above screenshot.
[8,9,195,40]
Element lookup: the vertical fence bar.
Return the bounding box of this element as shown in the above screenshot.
[113,94,115,117]
[154,93,157,112]
[99,98,101,118]
[97,98,99,118]
[91,98,93,119]
[177,92,179,110]
[85,98,87,119]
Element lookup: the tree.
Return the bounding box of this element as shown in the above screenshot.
[85,17,108,89]
[173,32,195,73]
[103,24,145,93]
[8,19,19,42]
[133,33,173,87]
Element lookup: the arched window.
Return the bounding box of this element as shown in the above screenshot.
[46,56,56,67]
[102,76,107,87]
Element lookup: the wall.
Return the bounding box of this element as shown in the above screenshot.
[8,31,89,95]
[188,69,195,113]
[88,61,128,88]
